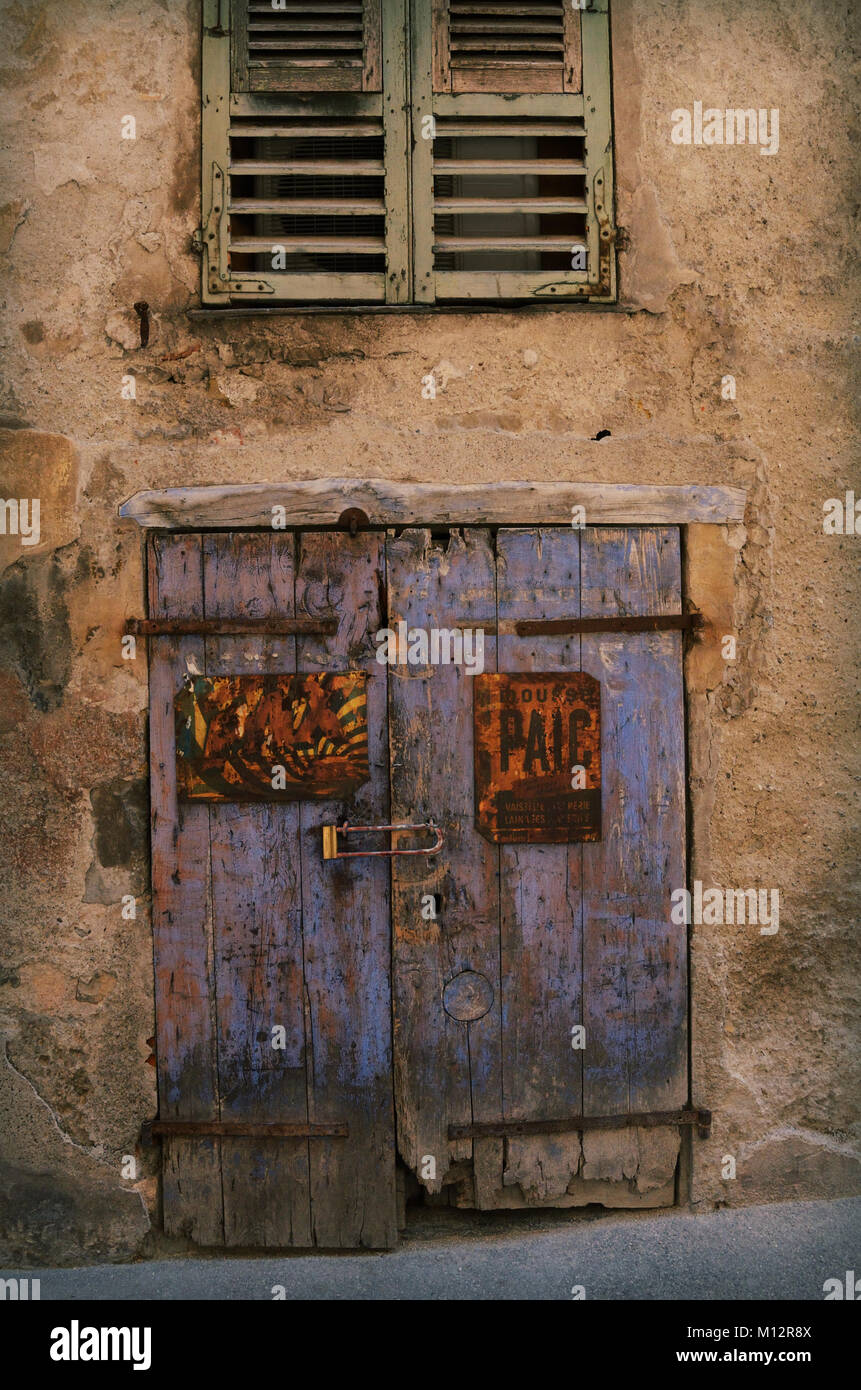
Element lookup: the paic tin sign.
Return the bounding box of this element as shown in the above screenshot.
[473,673,601,843]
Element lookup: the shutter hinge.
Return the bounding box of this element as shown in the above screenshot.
[203,161,277,299]
[191,228,204,256]
[204,0,229,35]
[593,168,614,294]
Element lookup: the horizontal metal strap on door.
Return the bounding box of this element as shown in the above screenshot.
[448,1108,712,1141]
[124,617,338,637]
[514,613,705,637]
[141,1120,348,1146]
[127,615,702,639]
[448,614,705,637]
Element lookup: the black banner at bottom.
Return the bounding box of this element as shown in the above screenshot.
[3,1299,855,1376]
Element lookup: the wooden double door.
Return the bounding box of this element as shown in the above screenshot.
[147,525,687,1249]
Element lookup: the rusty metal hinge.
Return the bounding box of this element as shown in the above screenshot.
[204,162,276,298]
[204,0,229,37]
[449,1108,712,1142]
[593,167,614,294]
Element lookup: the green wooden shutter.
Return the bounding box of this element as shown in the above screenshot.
[412,0,615,303]
[202,0,410,304]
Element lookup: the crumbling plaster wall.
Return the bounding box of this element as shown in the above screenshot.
[0,0,857,1263]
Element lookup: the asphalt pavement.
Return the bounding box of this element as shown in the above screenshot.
[4,1196,859,1300]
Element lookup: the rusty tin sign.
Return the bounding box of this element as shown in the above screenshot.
[175,672,369,801]
[473,673,601,843]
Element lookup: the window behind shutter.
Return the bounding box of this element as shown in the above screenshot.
[412,0,614,303]
[202,0,409,304]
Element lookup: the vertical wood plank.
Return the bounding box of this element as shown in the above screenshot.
[382,0,411,302]
[202,532,313,1246]
[363,0,383,91]
[230,0,250,95]
[431,0,451,93]
[296,532,397,1248]
[562,4,583,95]
[148,533,223,1244]
[489,527,584,1205]
[580,527,687,1126]
[410,0,437,302]
[387,528,499,1194]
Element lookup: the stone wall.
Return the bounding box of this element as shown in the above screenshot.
[0,0,858,1263]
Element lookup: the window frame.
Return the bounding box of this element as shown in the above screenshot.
[200,0,616,310]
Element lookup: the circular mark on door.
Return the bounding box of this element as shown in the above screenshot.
[443,970,494,1022]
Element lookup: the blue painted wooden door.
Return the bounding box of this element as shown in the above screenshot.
[148,524,687,1243]
[148,530,397,1248]
[387,526,687,1209]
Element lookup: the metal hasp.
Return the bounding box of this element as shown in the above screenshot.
[141,1119,348,1148]
[449,1108,713,1141]
[323,820,444,861]
[125,617,338,636]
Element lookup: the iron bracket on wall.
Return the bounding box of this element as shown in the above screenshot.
[449,1108,712,1142]
[141,1119,349,1148]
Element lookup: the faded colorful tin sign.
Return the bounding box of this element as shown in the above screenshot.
[473,673,601,843]
[175,672,369,801]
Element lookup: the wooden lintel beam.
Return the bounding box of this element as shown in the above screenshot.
[119,480,747,530]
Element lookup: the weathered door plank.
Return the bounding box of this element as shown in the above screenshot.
[148,533,223,1244]
[296,531,398,1247]
[490,526,585,1205]
[387,528,500,1200]
[579,526,687,1198]
[202,532,313,1246]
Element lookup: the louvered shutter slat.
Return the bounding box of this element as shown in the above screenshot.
[231,198,385,213]
[434,159,586,173]
[230,160,385,174]
[434,236,578,250]
[231,236,385,252]
[233,123,381,137]
[435,196,586,213]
